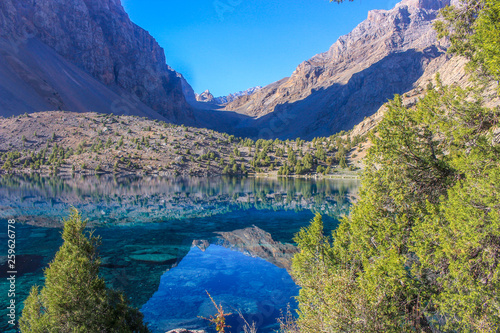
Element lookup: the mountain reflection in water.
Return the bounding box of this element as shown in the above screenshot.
[0,175,358,227]
[0,175,359,333]
[141,245,299,333]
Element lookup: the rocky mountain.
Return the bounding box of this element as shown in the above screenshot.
[0,0,193,121]
[195,86,262,104]
[0,0,467,140]
[195,89,215,102]
[214,86,263,104]
[206,0,453,139]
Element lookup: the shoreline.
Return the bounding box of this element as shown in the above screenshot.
[0,112,366,184]
[252,172,361,180]
[0,168,362,180]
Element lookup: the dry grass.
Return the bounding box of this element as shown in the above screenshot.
[199,291,232,333]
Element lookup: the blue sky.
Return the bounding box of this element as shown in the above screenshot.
[122,0,399,97]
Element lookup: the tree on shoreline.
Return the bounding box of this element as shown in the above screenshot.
[290,0,500,331]
[19,208,150,333]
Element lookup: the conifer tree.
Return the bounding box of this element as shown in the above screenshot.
[292,80,500,332]
[435,0,500,87]
[291,1,500,330]
[20,209,150,333]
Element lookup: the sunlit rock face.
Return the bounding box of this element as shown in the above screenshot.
[196,90,215,103]
[141,245,299,333]
[216,0,452,139]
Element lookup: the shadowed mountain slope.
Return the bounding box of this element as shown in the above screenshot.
[0,0,193,122]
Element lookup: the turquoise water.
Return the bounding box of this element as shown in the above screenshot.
[0,175,359,332]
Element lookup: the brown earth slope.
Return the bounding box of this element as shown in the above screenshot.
[0,111,362,177]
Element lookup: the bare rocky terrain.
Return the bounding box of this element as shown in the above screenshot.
[0,0,485,145]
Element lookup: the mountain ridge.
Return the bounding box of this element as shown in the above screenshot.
[0,0,193,121]
[200,0,453,139]
[0,0,476,142]
[195,86,263,104]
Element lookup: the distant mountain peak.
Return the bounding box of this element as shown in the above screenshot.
[195,86,263,104]
[195,90,215,102]
[212,0,452,139]
[215,86,263,104]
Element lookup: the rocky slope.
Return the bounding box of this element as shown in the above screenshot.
[0,0,193,121]
[213,0,452,139]
[0,111,363,177]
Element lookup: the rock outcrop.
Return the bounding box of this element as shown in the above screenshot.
[0,0,193,121]
[215,0,453,139]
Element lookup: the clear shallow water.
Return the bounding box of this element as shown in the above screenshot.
[0,175,359,333]
[141,245,299,332]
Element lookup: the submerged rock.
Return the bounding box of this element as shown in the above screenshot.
[129,254,177,264]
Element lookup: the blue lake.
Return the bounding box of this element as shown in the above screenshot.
[0,175,359,332]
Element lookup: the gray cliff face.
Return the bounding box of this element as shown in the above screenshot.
[220,0,452,139]
[0,0,192,121]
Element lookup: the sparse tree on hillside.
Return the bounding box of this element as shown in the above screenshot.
[435,0,500,90]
